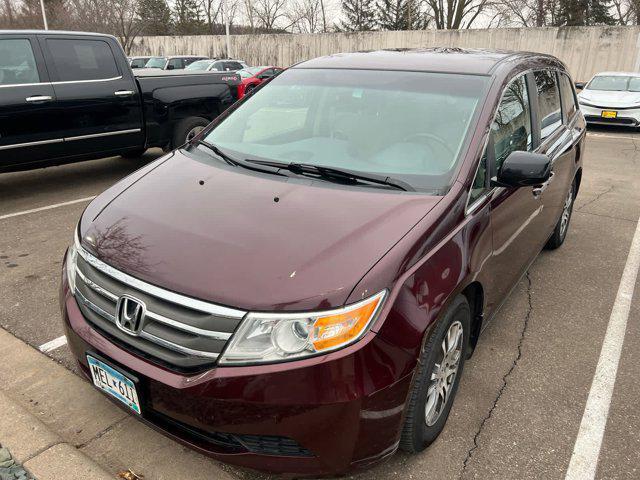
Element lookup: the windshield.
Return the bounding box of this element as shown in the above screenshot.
[203,69,487,192]
[587,75,640,92]
[186,60,213,71]
[145,57,167,68]
[238,67,264,78]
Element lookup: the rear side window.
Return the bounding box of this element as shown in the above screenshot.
[559,73,578,121]
[491,75,532,172]
[0,39,40,85]
[224,62,243,71]
[47,39,119,81]
[534,71,562,141]
[130,58,146,68]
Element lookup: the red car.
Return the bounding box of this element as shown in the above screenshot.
[61,49,584,476]
[237,66,283,98]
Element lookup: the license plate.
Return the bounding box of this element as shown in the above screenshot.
[601,110,617,118]
[87,355,141,414]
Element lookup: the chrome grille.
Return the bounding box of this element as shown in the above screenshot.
[74,245,246,371]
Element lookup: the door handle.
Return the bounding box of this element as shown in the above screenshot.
[25,95,53,103]
[114,90,135,97]
[532,171,555,198]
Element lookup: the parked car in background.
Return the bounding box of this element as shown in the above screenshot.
[128,56,152,68]
[236,65,283,98]
[61,48,584,476]
[144,55,207,70]
[185,58,249,72]
[577,71,640,128]
[0,31,240,172]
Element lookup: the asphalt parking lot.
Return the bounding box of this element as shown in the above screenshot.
[1,128,639,480]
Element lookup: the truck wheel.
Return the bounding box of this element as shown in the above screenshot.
[172,117,210,149]
[120,148,147,159]
[399,295,470,453]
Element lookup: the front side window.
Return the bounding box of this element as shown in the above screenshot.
[534,70,562,141]
[0,39,40,85]
[204,69,488,193]
[491,75,532,172]
[559,73,578,122]
[47,39,119,81]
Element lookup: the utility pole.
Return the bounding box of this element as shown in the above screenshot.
[223,0,232,58]
[40,0,49,29]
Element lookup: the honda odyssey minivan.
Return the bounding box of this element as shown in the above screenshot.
[61,48,585,476]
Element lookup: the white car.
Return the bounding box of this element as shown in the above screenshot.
[577,72,640,128]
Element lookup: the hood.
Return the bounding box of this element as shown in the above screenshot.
[578,89,640,108]
[80,150,441,312]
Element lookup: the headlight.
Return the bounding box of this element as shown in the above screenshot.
[219,290,386,365]
[65,243,78,294]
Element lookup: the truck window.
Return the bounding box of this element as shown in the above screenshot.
[47,39,119,82]
[0,39,40,85]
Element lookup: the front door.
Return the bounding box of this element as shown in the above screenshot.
[38,34,144,157]
[488,74,552,304]
[0,35,63,169]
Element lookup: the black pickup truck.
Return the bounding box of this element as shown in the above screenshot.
[0,30,240,172]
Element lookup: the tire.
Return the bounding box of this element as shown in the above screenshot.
[400,295,471,453]
[120,148,147,159]
[245,84,256,95]
[545,180,576,250]
[172,117,210,149]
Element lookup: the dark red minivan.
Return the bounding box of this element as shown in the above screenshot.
[60,49,585,476]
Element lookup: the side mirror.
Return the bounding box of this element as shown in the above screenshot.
[166,64,175,70]
[575,82,585,90]
[493,151,551,188]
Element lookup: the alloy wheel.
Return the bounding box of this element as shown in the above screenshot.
[425,320,464,426]
[560,187,574,239]
[186,126,204,143]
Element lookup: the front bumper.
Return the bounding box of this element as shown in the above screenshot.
[60,278,414,476]
[579,103,640,127]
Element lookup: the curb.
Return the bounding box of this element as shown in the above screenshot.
[0,328,237,480]
[0,391,113,480]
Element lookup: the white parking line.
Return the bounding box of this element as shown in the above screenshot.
[586,132,639,140]
[0,196,96,221]
[38,335,68,353]
[565,215,640,480]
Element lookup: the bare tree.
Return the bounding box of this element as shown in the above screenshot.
[288,0,322,31]
[252,0,293,29]
[425,0,493,29]
[201,0,223,32]
[490,0,538,26]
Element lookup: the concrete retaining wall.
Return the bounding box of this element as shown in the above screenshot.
[130,26,640,82]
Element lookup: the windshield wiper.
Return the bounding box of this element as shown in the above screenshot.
[246,159,414,192]
[191,140,286,177]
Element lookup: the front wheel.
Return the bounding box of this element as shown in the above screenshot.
[545,180,576,250]
[400,295,471,453]
[172,117,210,149]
